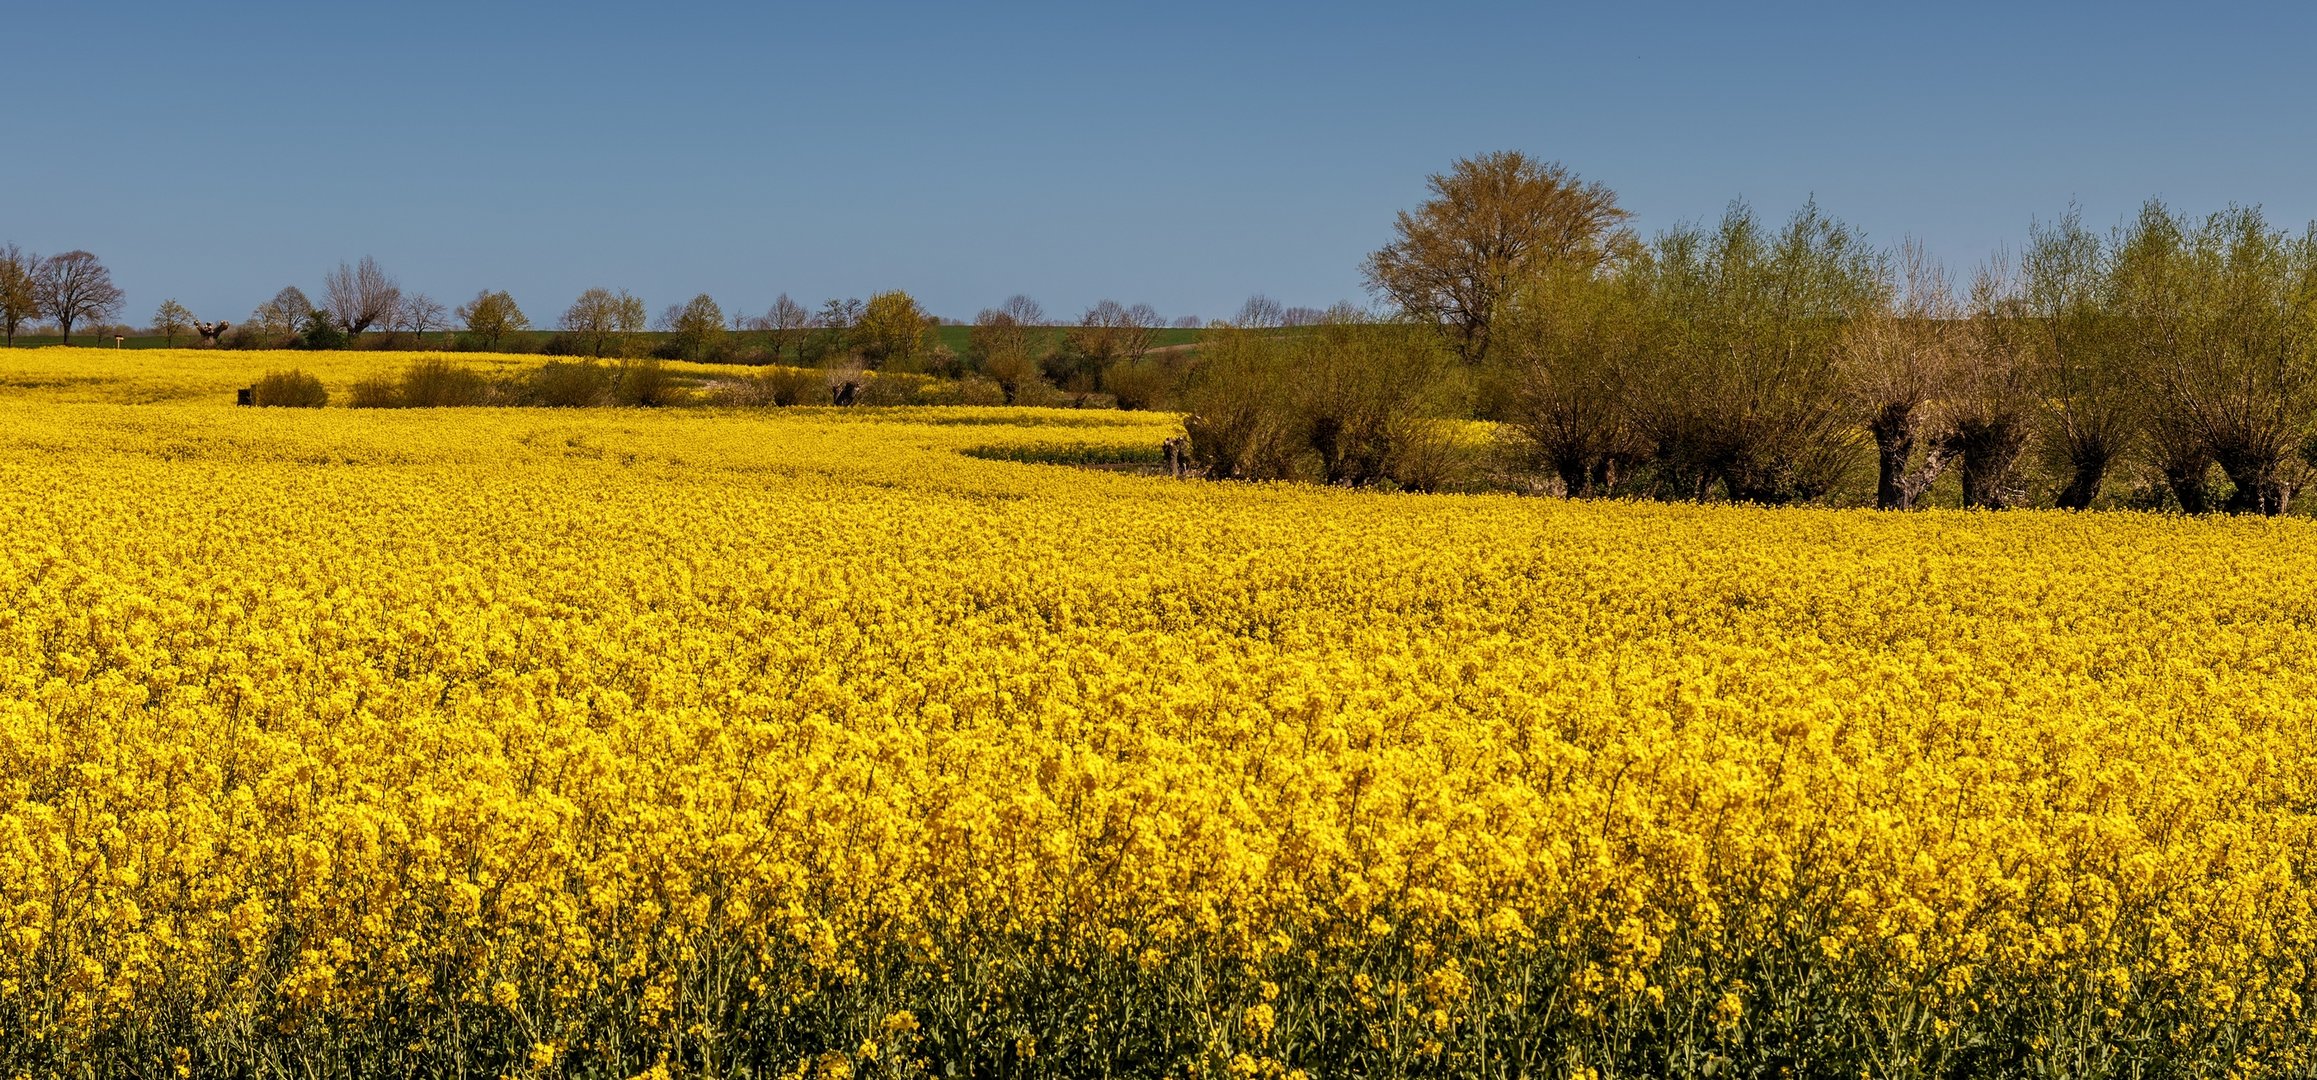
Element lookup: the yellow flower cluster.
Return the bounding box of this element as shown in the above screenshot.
[2,349,2316,1077]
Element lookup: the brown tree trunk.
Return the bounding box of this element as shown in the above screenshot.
[1946,418,2028,510]
[2160,452,2213,514]
[2216,446,2291,515]
[1869,403,1915,510]
[2052,436,2112,510]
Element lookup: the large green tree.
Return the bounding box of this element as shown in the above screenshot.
[152,299,194,346]
[855,290,933,371]
[456,289,530,349]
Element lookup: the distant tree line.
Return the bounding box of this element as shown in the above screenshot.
[0,245,1218,408]
[18,151,2317,513]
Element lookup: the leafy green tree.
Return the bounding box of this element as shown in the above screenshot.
[300,308,347,350]
[153,299,194,346]
[1624,201,1882,504]
[2115,200,2317,514]
[856,290,934,371]
[2022,207,2133,509]
[1496,262,1654,498]
[662,294,726,361]
[1186,311,1457,488]
[456,289,530,350]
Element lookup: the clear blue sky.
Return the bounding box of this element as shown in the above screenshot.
[6,1,2313,327]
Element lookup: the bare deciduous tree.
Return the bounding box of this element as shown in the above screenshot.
[1233,294,1285,329]
[561,288,646,358]
[396,293,449,340]
[1069,300,1162,364]
[969,296,1050,402]
[324,256,400,336]
[1366,151,1632,366]
[35,251,124,345]
[251,285,314,341]
[754,293,811,364]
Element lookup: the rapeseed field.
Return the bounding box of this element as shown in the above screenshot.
[3,349,2314,1078]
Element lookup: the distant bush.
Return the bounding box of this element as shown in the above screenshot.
[613,360,679,407]
[251,370,328,408]
[400,358,490,407]
[347,377,401,409]
[524,361,615,408]
[1007,377,1069,409]
[300,311,347,351]
[962,441,1165,466]
[859,372,936,407]
[224,325,295,351]
[356,332,416,351]
[1104,359,1178,411]
[763,366,821,407]
[953,377,1007,407]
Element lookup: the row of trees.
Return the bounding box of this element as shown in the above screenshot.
[1486,200,2317,514]
[1342,151,2317,513]
[0,245,1209,377]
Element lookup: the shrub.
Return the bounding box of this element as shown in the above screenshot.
[1104,359,1178,411]
[399,358,490,408]
[223,324,293,350]
[524,361,615,408]
[857,374,920,407]
[250,369,328,408]
[614,360,679,407]
[764,366,821,407]
[1184,316,1456,487]
[1008,377,1069,409]
[300,311,347,351]
[916,377,1010,407]
[953,376,1007,407]
[347,377,401,409]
